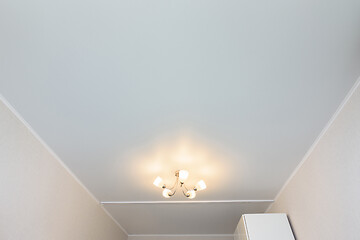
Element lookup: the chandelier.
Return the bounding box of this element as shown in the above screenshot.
[153,170,207,199]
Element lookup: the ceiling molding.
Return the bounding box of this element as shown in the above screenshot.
[128,234,234,237]
[0,94,129,236]
[266,75,360,212]
[101,200,274,204]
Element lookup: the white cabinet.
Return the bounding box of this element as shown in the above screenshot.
[234,214,295,240]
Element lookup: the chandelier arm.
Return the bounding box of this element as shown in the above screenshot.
[169,177,179,190]
[169,188,177,197]
[182,183,190,192]
[181,188,189,197]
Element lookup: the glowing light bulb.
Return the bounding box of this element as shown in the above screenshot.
[162,188,172,198]
[186,190,196,199]
[195,180,207,191]
[178,170,189,182]
[153,176,164,188]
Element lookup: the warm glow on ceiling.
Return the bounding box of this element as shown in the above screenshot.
[123,132,236,197]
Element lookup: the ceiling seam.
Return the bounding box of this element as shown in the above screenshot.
[101,200,274,204]
[127,234,234,237]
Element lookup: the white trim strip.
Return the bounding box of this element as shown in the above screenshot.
[0,94,129,235]
[128,234,234,237]
[101,200,274,204]
[266,76,360,212]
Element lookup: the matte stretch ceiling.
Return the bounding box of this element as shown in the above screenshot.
[1,0,360,235]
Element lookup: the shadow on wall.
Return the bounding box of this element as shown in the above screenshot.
[287,217,297,239]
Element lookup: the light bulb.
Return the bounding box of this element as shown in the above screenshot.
[186,190,196,199]
[178,170,189,182]
[162,188,172,198]
[153,176,164,188]
[195,180,207,191]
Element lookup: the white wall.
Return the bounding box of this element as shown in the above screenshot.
[128,235,233,240]
[0,99,127,240]
[267,81,360,239]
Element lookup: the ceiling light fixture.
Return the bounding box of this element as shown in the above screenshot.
[153,170,206,199]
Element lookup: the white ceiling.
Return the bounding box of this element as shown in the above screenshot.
[1,0,360,235]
